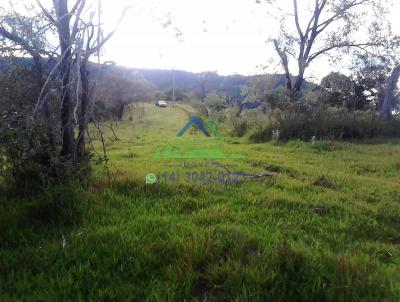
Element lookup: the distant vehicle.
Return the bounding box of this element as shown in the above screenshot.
[155,100,167,107]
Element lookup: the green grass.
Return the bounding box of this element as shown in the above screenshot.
[1,103,400,301]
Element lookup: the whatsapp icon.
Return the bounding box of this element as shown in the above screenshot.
[145,173,157,184]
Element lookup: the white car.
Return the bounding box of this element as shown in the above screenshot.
[156,100,167,107]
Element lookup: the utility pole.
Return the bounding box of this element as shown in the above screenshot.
[172,69,176,102]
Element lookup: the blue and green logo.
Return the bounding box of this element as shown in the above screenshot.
[177,115,221,138]
[154,115,244,159]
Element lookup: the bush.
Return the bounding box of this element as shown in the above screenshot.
[0,118,92,195]
[204,93,227,112]
[189,101,209,117]
[227,109,249,137]
[270,103,400,140]
[231,117,249,137]
[249,124,273,143]
[228,108,272,140]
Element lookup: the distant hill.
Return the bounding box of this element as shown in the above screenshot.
[117,67,307,104]
[0,57,313,105]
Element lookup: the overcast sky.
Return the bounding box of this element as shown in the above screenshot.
[83,0,400,79]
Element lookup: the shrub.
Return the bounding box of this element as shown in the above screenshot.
[270,103,400,140]
[249,124,273,143]
[189,101,209,117]
[231,117,249,137]
[204,93,227,112]
[0,117,93,195]
[228,108,272,138]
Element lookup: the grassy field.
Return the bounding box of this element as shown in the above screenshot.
[1,102,400,301]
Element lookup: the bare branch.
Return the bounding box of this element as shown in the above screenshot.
[308,42,381,63]
[303,0,327,61]
[35,0,56,24]
[71,0,86,40]
[292,0,303,40]
[83,6,128,60]
[71,0,85,14]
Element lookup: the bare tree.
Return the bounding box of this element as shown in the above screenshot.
[267,0,389,92]
[74,1,127,156]
[35,0,127,157]
[95,68,155,120]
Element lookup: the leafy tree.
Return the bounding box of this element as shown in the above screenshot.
[353,65,389,111]
[198,71,218,102]
[320,72,354,107]
[350,38,400,118]
[164,88,190,102]
[204,92,227,111]
[96,68,155,119]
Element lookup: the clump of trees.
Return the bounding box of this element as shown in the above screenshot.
[95,67,156,120]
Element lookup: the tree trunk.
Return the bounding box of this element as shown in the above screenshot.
[236,102,245,117]
[76,62,90,157]
[293,65,305,92]
[55,0,75,156]
[284,71,293,90]
[118,102,125,120]
[273,39,292,90]
[381,64,400,120]
[201,82,206,102]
